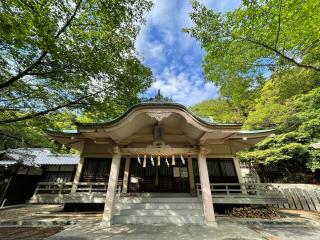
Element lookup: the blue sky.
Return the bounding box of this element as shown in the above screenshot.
[136,0,241,106]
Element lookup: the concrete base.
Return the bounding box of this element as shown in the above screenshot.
[204,220,218,227]
[100,220,111,228]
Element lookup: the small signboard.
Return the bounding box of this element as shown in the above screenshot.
[180,167,188,178]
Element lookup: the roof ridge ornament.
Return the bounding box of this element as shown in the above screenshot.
[144,89,173,103]
[147,111,172,122]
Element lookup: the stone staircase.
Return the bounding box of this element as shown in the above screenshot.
[112,195,204,225]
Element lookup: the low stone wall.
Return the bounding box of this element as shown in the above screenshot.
[269,184,320,212]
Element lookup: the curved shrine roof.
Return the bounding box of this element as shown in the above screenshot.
[74,102,242,129]
[46,100,274,152]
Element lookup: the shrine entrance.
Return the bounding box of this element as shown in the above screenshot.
[128,158,190,193]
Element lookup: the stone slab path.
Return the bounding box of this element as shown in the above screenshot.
[1,205,320,239]
[45,220,320,240]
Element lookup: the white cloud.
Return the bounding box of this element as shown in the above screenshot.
[136,0,240,106]
[200,0,241,12]
[146,64,218,106]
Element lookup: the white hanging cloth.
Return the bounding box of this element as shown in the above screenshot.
[171,155,175,165]
[181,155,185,165]
[165,158,169,167]
[143,154,146,168]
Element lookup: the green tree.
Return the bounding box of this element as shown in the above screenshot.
[190,98,247,124]
[187,0,320,182]
[185,0,320,95]
[0,111,78,150]
[238,86,320,182]
[244,69,320,130]
[0,0,153,126]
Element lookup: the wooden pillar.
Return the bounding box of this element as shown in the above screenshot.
[102,146,121,226]
[187,157,196,195]
[198,148,216,224]
[233,157,246,193]
[71,156,85,193]
[122,156,131,193]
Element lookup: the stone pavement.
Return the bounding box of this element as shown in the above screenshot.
[45,220,320,240]
[46,221,263,240]
[0,204,101,226]
[1,205,320,239]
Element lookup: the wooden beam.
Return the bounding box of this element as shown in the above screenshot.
[120,147,199,156]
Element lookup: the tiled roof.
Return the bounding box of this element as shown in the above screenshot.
[0,148,80,166]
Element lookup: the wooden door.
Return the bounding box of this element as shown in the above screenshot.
[128,158,190,192]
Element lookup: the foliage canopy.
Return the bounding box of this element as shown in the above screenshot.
[188,0,320,181]
[0,0,153,150]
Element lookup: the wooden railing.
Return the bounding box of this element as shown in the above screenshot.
[196,183,282,197]
[34,182,122,195]
[34,182,73,195]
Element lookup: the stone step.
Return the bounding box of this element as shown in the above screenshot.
[118,209,204,216]
[114,202,203,210]
[112,215,204,225]
[116,197,201,204]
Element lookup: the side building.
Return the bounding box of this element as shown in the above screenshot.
[0,148,79,206]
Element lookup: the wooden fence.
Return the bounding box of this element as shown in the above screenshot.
[269,184,320,212]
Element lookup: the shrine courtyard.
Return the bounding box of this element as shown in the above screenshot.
[1,205,320,240]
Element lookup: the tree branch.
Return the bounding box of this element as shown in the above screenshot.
[301,39,320,55]
[248,0,278,16]
[0,89,102,124]
[27,70,78,76]
[0,132,21,141]
[0,52,48,90]
[53,0,83,40]
[0,0,83,91]
[236,37,320,72]
[274,0,282,49]
[18,0,40,16]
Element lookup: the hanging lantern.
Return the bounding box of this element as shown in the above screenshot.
[172,155,175,165]
[137,156,141,164]
[150,156,155,166]
[143,154,147,168]
[181,155,185,165]
[157,156,161,166]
